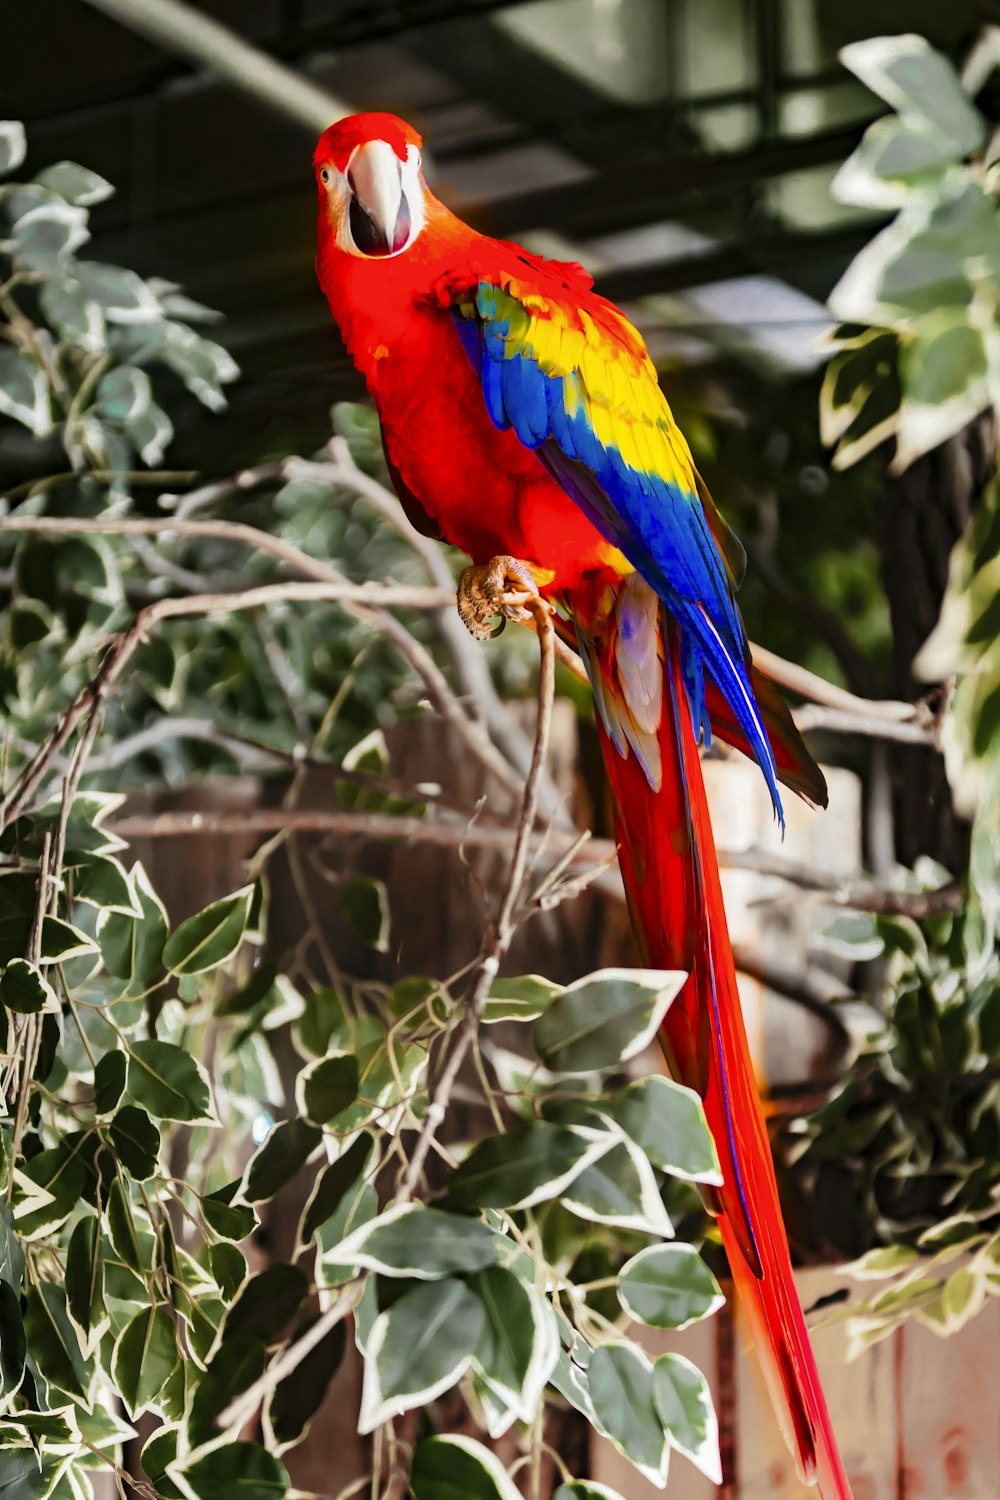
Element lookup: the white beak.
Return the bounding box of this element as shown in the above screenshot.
[348,140,403,253]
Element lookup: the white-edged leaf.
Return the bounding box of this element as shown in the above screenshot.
[652,1352,722,1483]
[446,1122,616,1212]
[295,1050,359,1126]
[333,1203,500,1279]
[833,117,962,210]
[845,1243,921,1280]
[0,347,51,437]
[0,958,59,1015]
[550,1346,596,1422]
[609,1076,722,1184]
[482,974,563,1023]
[161,886,253,977]
[0,121,26,175]
[817,911,885,962]
[111,1305,178,1417]
[840,34,984,156]
[34,161,114,206]
[410,1435,522,1500]
[533,968,685,1073]
[469,1266,559,1424]
[894,318,992,472]
[39,275,106,354]
[562,1123,674,1237]
[618,1244,724,1330]
[588,1341,668,1488]
[127,1039,212,1123]
[77,262,161,322]
[358,1278,484,1433]
[97,364,151,424]
[12,201,89,268]
[168,1441,288,1500]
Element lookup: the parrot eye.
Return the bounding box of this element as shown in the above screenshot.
[320,167,330,184]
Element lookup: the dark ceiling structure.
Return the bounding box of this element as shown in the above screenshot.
[3,0,996,466]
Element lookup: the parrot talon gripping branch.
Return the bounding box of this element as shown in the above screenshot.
[457,553,554,639]
[314,110,852,1498]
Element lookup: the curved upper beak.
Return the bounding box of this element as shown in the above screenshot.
[348,139,410,254]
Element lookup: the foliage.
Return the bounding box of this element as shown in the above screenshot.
[819,33,1000,945]
[0,132,437,782]
[916,474,1000,966]
[792,28,1000,1346]
[821,34,993,476]
[0,127,724,1498]
[785,895,1000,1348]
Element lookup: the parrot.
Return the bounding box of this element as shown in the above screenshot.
[314,111,852,1498]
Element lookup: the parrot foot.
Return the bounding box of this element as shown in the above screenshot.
[457,556,552,640]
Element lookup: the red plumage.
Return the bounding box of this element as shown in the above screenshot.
[315,111,852,1498]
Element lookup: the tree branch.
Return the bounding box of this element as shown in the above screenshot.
[217,597,558,1433]
[750,641,934,730]
[298,439,575,826]
[0,508,533,815]
[0,580,452,832]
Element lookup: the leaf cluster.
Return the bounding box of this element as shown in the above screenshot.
[783,897,1000,1346]
[821,35,995,475]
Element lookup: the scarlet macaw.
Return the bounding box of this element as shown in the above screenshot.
[314,111,851,1498]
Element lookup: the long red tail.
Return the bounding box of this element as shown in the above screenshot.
[600,627,852,1499]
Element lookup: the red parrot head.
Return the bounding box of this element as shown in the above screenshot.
[314,112,426,259]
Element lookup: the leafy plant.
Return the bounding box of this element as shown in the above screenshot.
[784,897,1000,1348]
[802,37,1000,1338]
[0,124,726,1499]
[821,34,994,476]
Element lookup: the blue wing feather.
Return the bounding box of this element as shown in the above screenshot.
[447,289,782,820]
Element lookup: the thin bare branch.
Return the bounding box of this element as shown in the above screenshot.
[721,846,963,917]
[0,580,450,832]
[217,1276,367,1435]
[106,802,962,918]
[750,641,931,726]
[0,508,533,809]
[792,703,936,745]
[217,597,559,1430]
[305,440,575,825]
[732,943,853,1036]
[394,596,556,1206]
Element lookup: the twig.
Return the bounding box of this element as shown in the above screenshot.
[303,440,575,825]
[103,801,962,919]
[750,641,929,726]
[217,1276,367,1435]
[394,596,556,1205]
[161,460,287,518]
[792,703,936,746]
[0,512,446,598]
[0,581,451,833]
[218,598,558,1432]
[0,509,529,809]
[106,806,602,854]
[720,847,963,917]
[0,469,197,507]
[731,944,853,1038]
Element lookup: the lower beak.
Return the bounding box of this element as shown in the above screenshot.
[348,140,409,255]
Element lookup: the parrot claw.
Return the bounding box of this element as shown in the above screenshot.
[456,555,550,640]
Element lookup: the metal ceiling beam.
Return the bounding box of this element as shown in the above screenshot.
[82,0,349,133]
[281,0,538,53]
[478,122,873,238]
[592,222,883,302]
